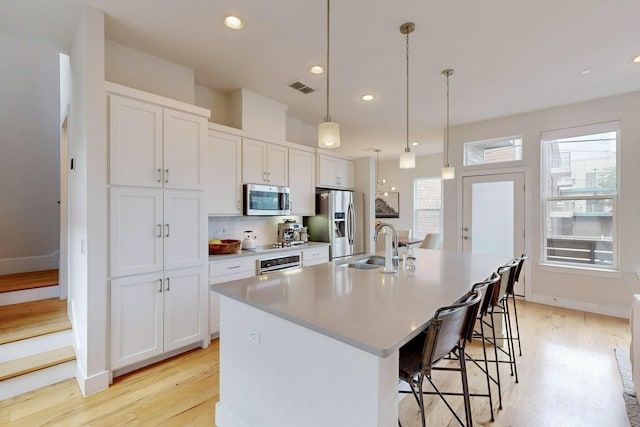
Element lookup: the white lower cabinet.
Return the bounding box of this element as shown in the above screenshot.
[111,266,207,370]
[208,255,258,336]
[301,246,330,266]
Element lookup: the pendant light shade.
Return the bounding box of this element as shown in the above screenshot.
[398,22,415,169]
[399,149,415,169]
[318,0,340,148]
[441,68,455,180]
[318,121,341,148]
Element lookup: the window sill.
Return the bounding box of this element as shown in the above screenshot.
[538,263,622,279]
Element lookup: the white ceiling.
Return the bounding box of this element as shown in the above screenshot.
[2,0,640,160]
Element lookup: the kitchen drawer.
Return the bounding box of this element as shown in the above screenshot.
[301,246,329,266]
[209,256,257,284]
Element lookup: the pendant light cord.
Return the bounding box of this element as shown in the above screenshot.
[445,72,450,163]
[325,0,331,122]
[405,30,410,151]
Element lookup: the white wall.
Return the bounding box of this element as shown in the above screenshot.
[68,5,109,396]
[105,39,195,104]
[286,115,317,148]
[442,91,640,318]
[194,83,230,126]
[0,34,60,274]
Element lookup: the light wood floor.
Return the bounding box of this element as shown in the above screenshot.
[0,302,630,426]
[0,298,70,345]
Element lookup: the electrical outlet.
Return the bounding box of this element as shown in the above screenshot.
[248,329,260,346]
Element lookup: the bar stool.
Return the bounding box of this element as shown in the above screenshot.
[465,272,502,419]
[398,290,482,427]
[491,260,520,383]
[507,253,528,356]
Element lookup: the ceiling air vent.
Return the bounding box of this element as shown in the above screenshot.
[289,81,315,94]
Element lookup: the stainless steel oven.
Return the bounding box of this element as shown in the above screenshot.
[244,183,291,216]
[257,254,302,275]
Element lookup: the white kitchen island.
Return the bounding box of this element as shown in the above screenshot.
[211,249,509,427]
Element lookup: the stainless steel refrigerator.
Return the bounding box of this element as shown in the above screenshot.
[306,190,364,260]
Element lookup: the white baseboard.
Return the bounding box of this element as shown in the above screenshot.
[0,286,59,306]
[528,293,629,319]
[75,365,110,397]
[0,251,60,275]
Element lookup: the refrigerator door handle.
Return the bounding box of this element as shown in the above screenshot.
[347,203,354,245]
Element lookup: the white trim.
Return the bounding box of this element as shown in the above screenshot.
[538,263,622,279]
[0,251,60,275]
[528,293,628,319]
[540,120,620,141]
[104,81,211,118]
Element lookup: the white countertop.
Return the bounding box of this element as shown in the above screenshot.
[211,249,510,357]
[208,241,330,261]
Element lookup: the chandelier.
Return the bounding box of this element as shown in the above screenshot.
[375,149,396,197]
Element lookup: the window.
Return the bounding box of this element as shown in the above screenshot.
[541,122,618,268]
[464,136,523,166]
[414,177,441,239]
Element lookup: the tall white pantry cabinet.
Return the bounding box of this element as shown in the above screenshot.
[107,83,210,371]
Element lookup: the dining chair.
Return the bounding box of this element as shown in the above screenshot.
[397,229,410,241]
[398,290,481,427]
[419,233,440,249]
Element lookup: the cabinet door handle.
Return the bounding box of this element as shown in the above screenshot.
[158,279,163,293]
[156,224,162,238]
[165,277,170,291]
[165,224,170,237]
[164,169,169,183]
[156,168,162,183]
[267,172,271,183]
[227,265,241,270]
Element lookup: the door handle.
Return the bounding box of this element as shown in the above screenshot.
[164,169,169,183]
[165,277,170,291]
[157,168,162,183]
[463,236,469,240]
[157,279,163,293]
[157,224,162,238]
[165,224,170,237]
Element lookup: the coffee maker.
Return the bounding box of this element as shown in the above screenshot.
[277,221,306,245]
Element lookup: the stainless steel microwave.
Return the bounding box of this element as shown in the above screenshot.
[244,183,291,216]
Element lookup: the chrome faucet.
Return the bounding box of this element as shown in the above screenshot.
[374,223,399,267]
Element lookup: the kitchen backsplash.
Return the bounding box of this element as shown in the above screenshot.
[208,216,303,246]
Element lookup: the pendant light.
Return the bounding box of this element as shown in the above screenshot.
[441,69,455,180]
[318,0,340,148]
[399,22,415,169]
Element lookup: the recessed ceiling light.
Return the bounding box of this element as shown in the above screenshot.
[580,68,591,75]
[224,16,243,29]
[633,55,640,63]
[310,65,324,74]
[411,141,419,146]
[361,94,375,101]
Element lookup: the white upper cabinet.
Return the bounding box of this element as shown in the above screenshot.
[242,138,288,186]
[206,130,242,215]
[288,148,316,216]
[109,94,206,190]
[109,95,163,188]
[318,153,355,189]
[163,108,207,190]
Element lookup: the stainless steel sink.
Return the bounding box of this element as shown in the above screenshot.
[342,255,400,269]
[344,262,380,270]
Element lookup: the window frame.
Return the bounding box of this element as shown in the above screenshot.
[540,121,620,270]
[413,176,442,241]
[463,135,523,167]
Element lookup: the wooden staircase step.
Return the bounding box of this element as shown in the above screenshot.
[0,270,58,294]
[0,299,70,345]
[0,346,75,381]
